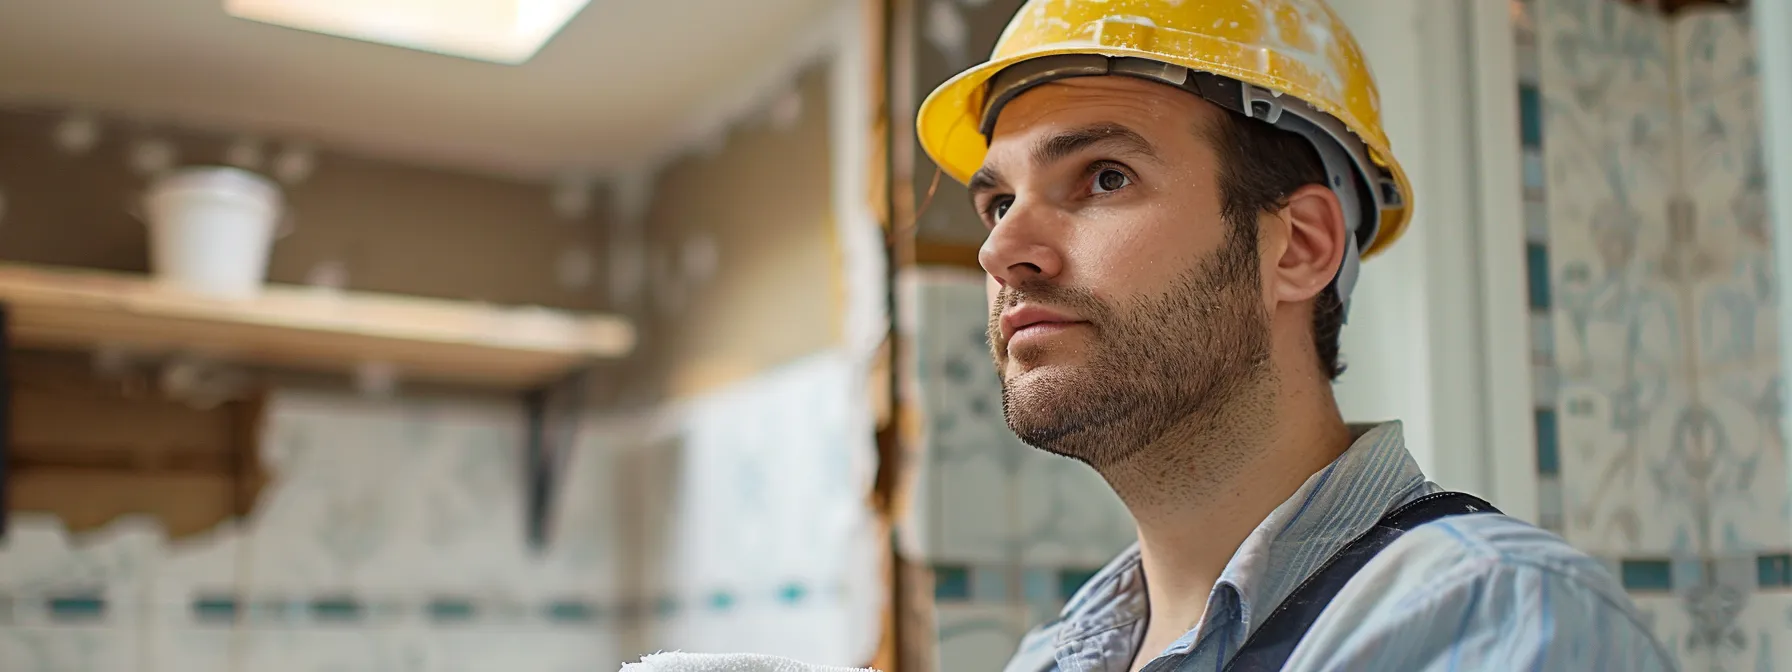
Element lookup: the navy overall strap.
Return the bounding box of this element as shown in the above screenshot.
[1221,491,1501,672]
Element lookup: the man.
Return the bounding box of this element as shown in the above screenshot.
[914,1,1675,670]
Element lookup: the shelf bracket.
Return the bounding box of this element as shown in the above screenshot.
[524,365,591,552]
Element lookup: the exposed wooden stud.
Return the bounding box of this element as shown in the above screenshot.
[0,304,10,540]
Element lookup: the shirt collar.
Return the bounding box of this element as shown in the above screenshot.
[1051,421,1434,652]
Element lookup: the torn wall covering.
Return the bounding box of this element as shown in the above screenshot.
[0,352,882,672]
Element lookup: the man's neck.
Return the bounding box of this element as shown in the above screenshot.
[1105,366,1352,664]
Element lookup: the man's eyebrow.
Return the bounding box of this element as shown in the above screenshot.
[967,123,1155,200]
[1033,123,1157,167]
[968,165,1003,197]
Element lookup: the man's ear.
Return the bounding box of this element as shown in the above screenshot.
[1272,183,1348,305]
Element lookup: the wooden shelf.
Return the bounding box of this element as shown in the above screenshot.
[0,263,635,389]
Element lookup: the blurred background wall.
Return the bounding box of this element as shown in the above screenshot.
[0,1,888,670]
[0,0,1788,670]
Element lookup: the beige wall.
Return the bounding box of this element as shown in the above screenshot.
[637,63,844,399]
[0,107,612,312]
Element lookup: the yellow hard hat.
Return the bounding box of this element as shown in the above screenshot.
[916,0,1413,271]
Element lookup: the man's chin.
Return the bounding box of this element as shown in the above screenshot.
[1000,353,1084,381]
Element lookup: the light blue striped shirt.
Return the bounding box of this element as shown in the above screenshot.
[1002,422,1677,672]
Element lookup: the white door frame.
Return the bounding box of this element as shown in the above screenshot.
[1329,0,1541,522]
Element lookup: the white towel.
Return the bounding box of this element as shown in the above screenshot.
[620,652,877,672]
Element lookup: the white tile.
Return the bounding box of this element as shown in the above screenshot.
[935,604,1029,672]
[1523,149,1547,198]
[1013,451,1135,568]
[1537,475,1565,532]
[910,273,1027,564]
[1531,311,1556,365]
[1532,363,1560,410]
[1631,594,1698,670]
[1716,591,1792,672]
[1525,198,1551,244]
[0,515,160,595]
[0,626,135,672]
[931,448,1018,564]
[232,627,435,672]
[432,627,619,672]
[671,354,869,594]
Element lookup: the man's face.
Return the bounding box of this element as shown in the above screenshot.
[971,76,1274,468]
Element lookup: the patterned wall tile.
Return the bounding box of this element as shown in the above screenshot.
[1633,594,1697,667]
[1537,0,1672,106]
[1713,590,1792,672]
[1540,0,1688,556]
[1699,364,1788,555]
[1673,10,1787,555]
[1675,8,1756,102]
[1533,0,1670,101]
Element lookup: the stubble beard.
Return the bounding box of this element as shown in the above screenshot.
[989,225,1274,472]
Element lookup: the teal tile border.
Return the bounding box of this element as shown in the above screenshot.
[544,600,596,623]
[707,591,736,612]
[1534,408,1560,476]
[1526,243,1552,310]
[1520,84,1545,148]
[110,584,840,628]
[193,596,238,622]
[1759,553,1792,588]
[972,567,1010,602]
[1621,559,1674,592]
[47,595,105,621]
[1057,568,1100,602]
[1022,568,1054,603]
[777,582,807,605]
[933,563,1107,607]
[428,598,477,623]
[934,564,971,602]
[309,597,363,622]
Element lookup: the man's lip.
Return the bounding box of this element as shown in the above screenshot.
[999,304,1084,343]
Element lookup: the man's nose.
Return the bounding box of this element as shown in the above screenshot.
[978,200,1064,288]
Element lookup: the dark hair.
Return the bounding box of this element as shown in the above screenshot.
[1205,112,1348,381]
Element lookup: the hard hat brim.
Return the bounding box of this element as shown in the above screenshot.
[916,44,1414,260]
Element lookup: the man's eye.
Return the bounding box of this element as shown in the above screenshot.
[989,197,1014,221]
[1092,168,1131,194]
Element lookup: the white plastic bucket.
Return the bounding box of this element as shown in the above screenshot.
[142,166,285,299]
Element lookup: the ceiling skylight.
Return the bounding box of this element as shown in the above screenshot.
[224,0,592,65]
